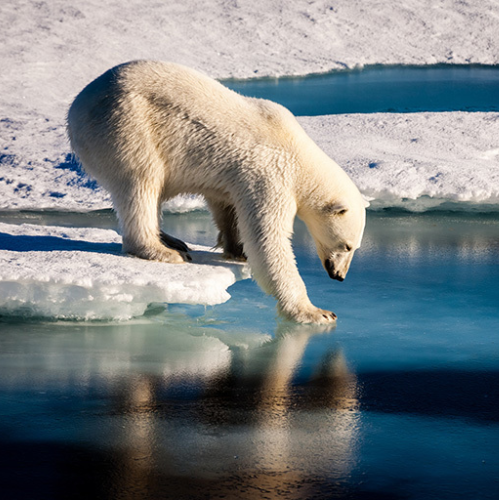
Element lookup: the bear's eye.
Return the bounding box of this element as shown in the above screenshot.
[345,244,353,252]
[323,204,348,215]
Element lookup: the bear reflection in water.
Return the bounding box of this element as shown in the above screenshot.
[102,324,359,500]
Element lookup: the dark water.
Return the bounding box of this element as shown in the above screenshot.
[1,211,499,499]
[223,65,499,115]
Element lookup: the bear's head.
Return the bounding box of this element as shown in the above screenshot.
[300,189,368,282]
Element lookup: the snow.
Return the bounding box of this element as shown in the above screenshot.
[1,0,499,316]
[0,222,250,320]
[300,112,499,211]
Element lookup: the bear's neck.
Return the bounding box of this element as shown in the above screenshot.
[294,143,352,214]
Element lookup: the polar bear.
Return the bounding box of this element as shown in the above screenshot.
[68,61,366,324]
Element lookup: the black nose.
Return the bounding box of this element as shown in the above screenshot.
[324,259,344,281]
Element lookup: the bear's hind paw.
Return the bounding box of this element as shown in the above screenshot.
[222,251,247,262]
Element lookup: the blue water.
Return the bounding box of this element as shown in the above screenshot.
[1,211,499,499]
[224,65,499,115]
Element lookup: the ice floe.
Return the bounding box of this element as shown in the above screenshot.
[0,222,250,320]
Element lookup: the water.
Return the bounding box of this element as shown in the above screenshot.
[1,210,499,499]
[224,65,499,115]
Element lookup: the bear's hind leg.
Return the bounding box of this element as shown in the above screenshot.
[207,199,246,260]
[114,184,189,264]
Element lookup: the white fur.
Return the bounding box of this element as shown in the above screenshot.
[68,61,366,324]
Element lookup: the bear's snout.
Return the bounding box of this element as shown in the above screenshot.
[324,258,345,281]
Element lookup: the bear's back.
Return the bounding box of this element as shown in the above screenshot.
[116,61,302,147]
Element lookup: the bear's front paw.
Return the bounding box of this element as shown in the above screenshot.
[284,305,337,325]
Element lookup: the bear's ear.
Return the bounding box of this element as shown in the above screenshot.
[323,203,348,215]
[363,198,371,208]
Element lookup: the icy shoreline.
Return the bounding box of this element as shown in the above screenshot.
[3,0,499,120]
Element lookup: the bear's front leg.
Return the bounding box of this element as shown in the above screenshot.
[235,198,337,325]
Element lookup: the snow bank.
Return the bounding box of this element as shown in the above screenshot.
[300,112,499,211]
[0,222,250,320]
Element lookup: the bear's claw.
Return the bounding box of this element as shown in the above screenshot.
[160,231,190,253]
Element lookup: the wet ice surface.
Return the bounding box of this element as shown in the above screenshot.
[1,211,499,499]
